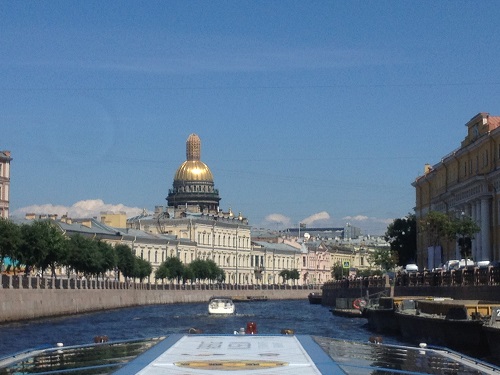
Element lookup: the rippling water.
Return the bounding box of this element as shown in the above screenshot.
[0,299,409,357]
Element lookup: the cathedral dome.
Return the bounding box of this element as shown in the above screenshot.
[173,134,214,182]
[167,133,220,211]
[174,160,213,182]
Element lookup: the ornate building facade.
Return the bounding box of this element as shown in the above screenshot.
[413,113,500,269]
[0,150,12,219]
[126,134,300,285]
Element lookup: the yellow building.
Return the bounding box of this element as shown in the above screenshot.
[100,211,127,228]
[413,112,500,269]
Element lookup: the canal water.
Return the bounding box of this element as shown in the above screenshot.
[0,299,409,358]
[2,299,498,368]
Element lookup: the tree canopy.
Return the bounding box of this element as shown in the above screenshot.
[385,213,417,266]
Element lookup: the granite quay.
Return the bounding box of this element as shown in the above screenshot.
[0,274,321,323]
[323,266,500,308]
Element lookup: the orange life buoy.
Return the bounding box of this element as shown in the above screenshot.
[352,298,367,310]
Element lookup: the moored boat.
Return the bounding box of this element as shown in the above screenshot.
[482,306,500,361]
[208,296,235,315]
[395,299,495,355]
[364,296,436,333]
[308,292,322,304]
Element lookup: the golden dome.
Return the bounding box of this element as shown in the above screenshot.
[173,134,214,182]
[174,160,214,182]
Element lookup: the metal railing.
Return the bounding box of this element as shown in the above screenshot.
[0,274,323,291]
[323,266,500,289]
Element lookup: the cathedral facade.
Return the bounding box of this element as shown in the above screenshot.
[126,134,300,285]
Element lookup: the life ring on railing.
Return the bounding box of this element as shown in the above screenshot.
[352,298,367,310]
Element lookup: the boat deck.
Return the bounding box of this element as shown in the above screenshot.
[2,334,500,374]
[113,334,500,375]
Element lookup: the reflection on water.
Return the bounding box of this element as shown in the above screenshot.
[0,299,403,357]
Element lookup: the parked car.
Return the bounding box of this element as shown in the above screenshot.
[442,260,460,271]
[477,260,491,268]
[404,264,419,273]
[458,259,475,269]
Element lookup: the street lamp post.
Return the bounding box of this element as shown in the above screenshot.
[461,211,467,268]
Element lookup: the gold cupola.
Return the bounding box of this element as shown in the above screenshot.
[167,134,220,212]
[173,134,214,182]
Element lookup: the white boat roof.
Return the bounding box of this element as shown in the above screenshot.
[113,334,500,375]
[2,334,499,374]
[115,335,334,374]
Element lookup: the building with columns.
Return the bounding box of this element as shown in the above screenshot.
[127,134,263,285]
[413,113,500,269]
[0,150,12,219]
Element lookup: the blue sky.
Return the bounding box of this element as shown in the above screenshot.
[3,1,500,235]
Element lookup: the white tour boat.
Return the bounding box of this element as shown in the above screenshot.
[208,296,236,315]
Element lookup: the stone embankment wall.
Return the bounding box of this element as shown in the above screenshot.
[0,287,316,323]
[322,267,500,307]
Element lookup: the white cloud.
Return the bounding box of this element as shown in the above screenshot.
[263,213,292,228]
[11,199,146,219]
[343,215,369,222]
[343,215,393,225]
[300,211,331,226]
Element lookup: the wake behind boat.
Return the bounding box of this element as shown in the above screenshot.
[208,296,235,315]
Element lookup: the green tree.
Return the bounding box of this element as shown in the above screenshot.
[385,214,417,266]
[96,241,117,279]
[206,259,225,283]
[182,265,195,284]
[0,218,21,272]
[38,222,68,277]
[19,221,66,275]
[331,261,344,280]
[156,256,185,282]
[289,269,300,284]
[451,214,480,262]
[279,269,290,283]
[369,247,398,272]
[115,244,136,279]
[66,234,102,277]
[419,211,452,249]
[189,258,211,282]
[133,257,152,282]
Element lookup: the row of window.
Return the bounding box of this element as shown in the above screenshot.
[175,184,213,193]
[135,246,297,270]
[197,232,250,248]
[463,149,490,177]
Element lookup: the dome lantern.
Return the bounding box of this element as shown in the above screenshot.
[186,133,201,161]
